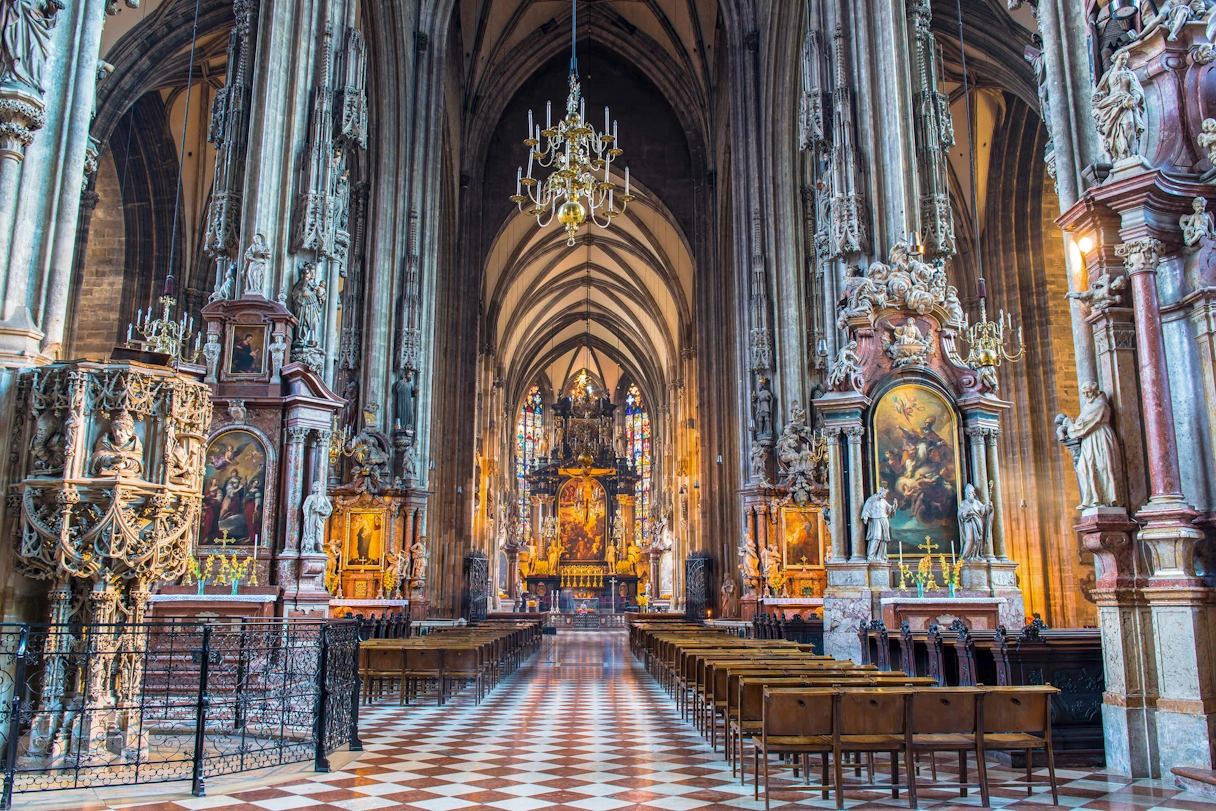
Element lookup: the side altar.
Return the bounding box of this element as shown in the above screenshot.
[814,239,1027,660]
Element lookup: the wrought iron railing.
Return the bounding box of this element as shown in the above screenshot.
[0,617,362,809]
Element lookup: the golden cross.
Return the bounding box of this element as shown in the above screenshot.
[918,535,939,556]
[216,529,235,549]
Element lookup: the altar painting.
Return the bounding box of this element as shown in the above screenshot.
[559,477,607,560]
[782,506,824,569]
[201,430,267,544]
[872,384,960,554]
[344,510,386,569]
[227,325,267,376]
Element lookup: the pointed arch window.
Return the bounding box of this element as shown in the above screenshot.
[624,384,651,546]
[516,386,544,525]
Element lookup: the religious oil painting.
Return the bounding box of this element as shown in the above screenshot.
[559,476,607,560]
[227,324,267,376]
[872,384,961,555]
[201,430,267,545]
[344,510,386,569]
[782,506,824,569]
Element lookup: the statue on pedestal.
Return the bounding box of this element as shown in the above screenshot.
[752,377,774,441]
[291,263,327,345]
[392,369,417,432]
[720,576,738,618]
[861,488,896,562]
[0,0,64,91]
[1092,50,1145,163]
[1056,382,1123,509]
[409,536,428,581]
[300,481,331,554]
[738,533,760,595]
[957,484,993,561]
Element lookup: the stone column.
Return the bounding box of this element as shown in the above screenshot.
[845,427,865,562]
[530,495,543,553]
[1116,237,1210,774]
[617,493,637,552]
[1185,290,1216,503]
[825,428,847,561]
[505,545,521,601]
[0,91,45,352]
[281,426,310,554]
[983,430,1008,561]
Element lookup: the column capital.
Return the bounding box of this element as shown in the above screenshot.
[0,89,45,158]
[1116,238,1164,276]
[287,426,310,444]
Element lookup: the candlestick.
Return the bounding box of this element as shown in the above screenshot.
[899,542,904,567]
[527,109,533,140]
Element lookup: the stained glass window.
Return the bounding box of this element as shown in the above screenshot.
[516,386,544,525]
[624,385,651,546]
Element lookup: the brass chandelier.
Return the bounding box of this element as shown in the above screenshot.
[510,0,632,246]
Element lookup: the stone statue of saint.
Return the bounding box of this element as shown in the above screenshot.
[30,409,64,473]
[1181,197,1216,248]
[1056,382,1123,509]
[957,484,993,561]
[1091,50,1145,162]
[291,264,327,344]
[409,537,428,580]
[759,542,780,590]
[738,533,760,593]
[748,442,769,483]
[720,576,738,618]
[0,0,63,91]
[243,233,270,294]
[605,538,617,570]
[91,409,143,477]
[752,377,773,440]
[211,262,237,302]
[392,369,417,432]
[401,436,420,482]
[300,481,331,554]
[861,488,897,562]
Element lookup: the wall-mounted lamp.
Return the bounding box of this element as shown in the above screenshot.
[693,479,700,489]
[716,455,722,464]
[429,459,436,470]
[1077,235,1095,254]
[457,486,463,494]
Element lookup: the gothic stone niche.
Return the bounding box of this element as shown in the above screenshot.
[6,359,211,764]
[815,242,1023,660]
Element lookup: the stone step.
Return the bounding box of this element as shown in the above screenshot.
[1172,766,1216,799]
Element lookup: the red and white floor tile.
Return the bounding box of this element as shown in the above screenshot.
[41,632,1213,810]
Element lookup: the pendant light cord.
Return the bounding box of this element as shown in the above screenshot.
[166,0,204,298]
[954,0,984,294]
[571,0,578,75]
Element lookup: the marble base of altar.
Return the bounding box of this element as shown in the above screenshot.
[740,594,761,622]
[148,590,279,620]
[761,597,824,620]
[880,596,1006,631]
[547,612,627,630]
[330,598,410,619]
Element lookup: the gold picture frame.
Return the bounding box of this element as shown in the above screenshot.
[780,506,825,569]
[342,509,387,570]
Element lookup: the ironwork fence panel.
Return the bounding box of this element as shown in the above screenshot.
[0,618,360,809]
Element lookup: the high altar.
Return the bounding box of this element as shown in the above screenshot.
[518,374,647,611]
[812,239,1026,660]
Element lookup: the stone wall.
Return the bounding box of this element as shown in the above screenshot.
[72,153,126,359]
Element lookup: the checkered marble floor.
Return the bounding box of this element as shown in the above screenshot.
[44,631,1213,810]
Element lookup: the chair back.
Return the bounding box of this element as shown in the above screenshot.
[836,687,912,736]
[763,689,835,738]
[911,687,983,735]
[445,647,479,673]
[365,648,403,672]
[984,686,1056,735]
[405,647,443,672]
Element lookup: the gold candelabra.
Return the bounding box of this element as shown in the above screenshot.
[961,294,1024,372]
[510,0,631,246]
[126,295,201,363]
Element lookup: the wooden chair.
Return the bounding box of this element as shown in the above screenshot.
[360,646,405,704]
[910,687,989,806]
[981,685,1059,804]
[403,646,444,705]
[833,687,917,809]
[754,688,836,810]
[442,646,484,704]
